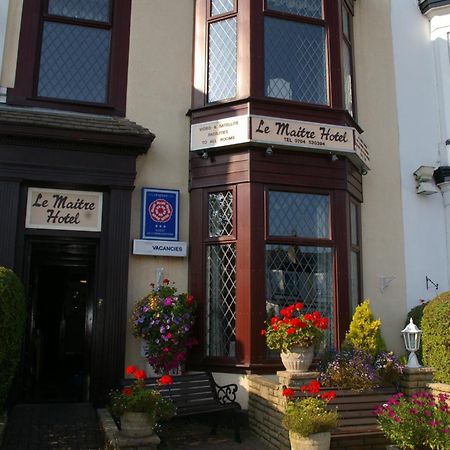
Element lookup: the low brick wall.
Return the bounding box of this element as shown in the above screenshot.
[399,367,434,396]
[248,373,392,450]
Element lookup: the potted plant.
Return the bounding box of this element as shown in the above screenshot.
[375,391,450,450]
[131,279,197,374]
[262,303,329,372]
[109,366,175,438]
[282,380,338,450]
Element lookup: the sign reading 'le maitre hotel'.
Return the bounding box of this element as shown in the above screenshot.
[25,187,103,232]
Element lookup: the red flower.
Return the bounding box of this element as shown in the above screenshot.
[187,295,194,305]
[158,375,173,385]
[260,329,266,336]
[134,369,146,380]
[318,318,329,330]
[287,327,296,335]
[163,278,170,285]
[272,325,278,331]
[290,318,301,327]
[321,391,336,402]
[297,320,307,329]
[312,311,321,320]
[122,387,132,396]
[282,387,295,399]
[295,302,304,310]
[304,313,313,321]
[306,380,321,395]
[270,317,279,324]
[125,365,137,375]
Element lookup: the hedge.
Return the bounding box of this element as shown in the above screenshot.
[0,267,26,414]
[421,291,450,384]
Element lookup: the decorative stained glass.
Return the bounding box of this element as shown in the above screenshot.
[267,0,322,19]
[350,251,359,314]
[211,0,234,16]
[48,0,110,22]
[37,22,110,103]
[209,191,233,237]
[264,17,328,104]
[206,244,237,357]
[208,18,237,103]
[343,41,353,116]
[265,244,334,349]
[350,202,358,246]
[268,191,330,238]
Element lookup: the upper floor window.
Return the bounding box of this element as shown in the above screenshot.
[8,0,132,116]
[194,0,357,121]
[264,0,328,104]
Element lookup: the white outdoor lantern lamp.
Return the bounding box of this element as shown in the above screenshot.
[401,318,422,368]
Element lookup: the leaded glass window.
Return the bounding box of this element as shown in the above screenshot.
[342,4,354,116]
[48,0,110,22]
[266,0,322,19]
[206,244,237,357]
[209,191,233,237]
[211,0,234,16]
[265,244,334,349]
[268,191,330,238]
[264,17,327,104]
[38,23,110,103]
[208,18,237,102]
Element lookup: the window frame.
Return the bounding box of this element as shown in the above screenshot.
[7,0,131,116]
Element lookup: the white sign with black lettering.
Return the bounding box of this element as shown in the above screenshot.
[133,240,187,257]
[26,188,103,232]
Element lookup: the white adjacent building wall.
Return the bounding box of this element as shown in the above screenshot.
[390,0,450,310]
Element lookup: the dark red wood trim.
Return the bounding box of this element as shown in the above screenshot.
[192,0,208,108]
[0,181,21,268]
[333,190,351,348]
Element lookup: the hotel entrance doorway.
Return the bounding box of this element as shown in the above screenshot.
[25,240,96,402]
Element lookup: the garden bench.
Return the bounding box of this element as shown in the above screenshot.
[324,386,397,438]
[122,372,241,442]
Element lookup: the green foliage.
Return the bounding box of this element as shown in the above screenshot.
[0,267,26,414]
[342,300,386,357]
[421,292,450,383]
[283,396,338,437]
[376,391,450,450]
[405,302,427,364]
[109,380,175,421]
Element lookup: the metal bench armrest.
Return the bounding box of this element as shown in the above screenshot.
[213,380,239,405]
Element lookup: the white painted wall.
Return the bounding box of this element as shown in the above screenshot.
[390,0,449,311]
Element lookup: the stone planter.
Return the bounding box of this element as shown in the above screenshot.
[289,431,331,450]
[281,346,314,373]
[120,411,155,438]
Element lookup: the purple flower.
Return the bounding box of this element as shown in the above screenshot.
[429,420,439,427]
[409,408,418,415]
[164,297,172,306]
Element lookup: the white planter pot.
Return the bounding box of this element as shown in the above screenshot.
[120,411,155,438]
[289,431,331,450]
[281,346,314,372]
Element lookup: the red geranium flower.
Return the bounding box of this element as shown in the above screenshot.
[295,302,304,310]
[282,387,295,399]
[321,391,336,402]
[163,278,170,285]
[287,327,296,335]
[260,329,266,336]
[134,369,146,380]
[158,375,173,385]
[125,365,137,375]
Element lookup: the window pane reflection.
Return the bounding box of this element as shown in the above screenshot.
[48,0,110,22]
[265,17,327,104]
[269,191,330,238]
[38,22,110,103]
[267,0,322,19]
[265,244,334,349]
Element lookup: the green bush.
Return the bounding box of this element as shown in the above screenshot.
[421,292,450,384]
[405,302,427,364]
[342,300,386,357]
[0,267,26,414]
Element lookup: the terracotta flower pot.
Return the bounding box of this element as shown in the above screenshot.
[281,345,314,372]
[289,431,331,450]
[120,411,155,438]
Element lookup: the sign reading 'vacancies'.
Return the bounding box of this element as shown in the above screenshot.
[141,188,179,241]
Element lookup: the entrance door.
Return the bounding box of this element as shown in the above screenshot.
[25,240,96,402]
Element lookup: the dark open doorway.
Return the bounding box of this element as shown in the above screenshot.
[25,240,96,402]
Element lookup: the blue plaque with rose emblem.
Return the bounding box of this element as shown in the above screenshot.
[141,188,180,240]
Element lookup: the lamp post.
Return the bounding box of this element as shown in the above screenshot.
[401,318,422,368]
